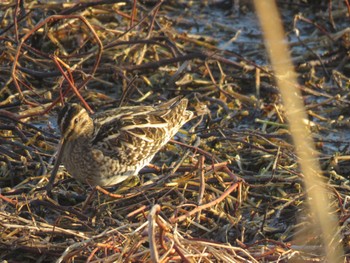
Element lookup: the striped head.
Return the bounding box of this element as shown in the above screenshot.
[57,104,94,141]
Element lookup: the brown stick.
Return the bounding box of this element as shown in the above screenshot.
[170,182,240,223]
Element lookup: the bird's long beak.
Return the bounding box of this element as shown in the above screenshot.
[46,138,66,192]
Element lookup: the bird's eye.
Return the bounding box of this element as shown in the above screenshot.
[74,118,79,124]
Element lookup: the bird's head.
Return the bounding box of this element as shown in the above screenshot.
[57,103,94,142]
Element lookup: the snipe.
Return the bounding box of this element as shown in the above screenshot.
[47,96,193,188]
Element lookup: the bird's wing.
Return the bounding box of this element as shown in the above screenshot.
[91,97,191,164]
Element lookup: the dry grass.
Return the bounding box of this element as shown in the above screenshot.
[0,1,349,262]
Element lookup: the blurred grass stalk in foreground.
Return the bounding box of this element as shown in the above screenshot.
[254,1,344,262]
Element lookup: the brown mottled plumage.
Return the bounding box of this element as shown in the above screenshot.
[48,96,193,187]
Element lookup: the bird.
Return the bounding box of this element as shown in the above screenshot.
[47,96,193,188]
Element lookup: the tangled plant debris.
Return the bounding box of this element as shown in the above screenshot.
[0,1,349,262]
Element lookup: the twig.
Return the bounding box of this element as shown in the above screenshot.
[148,204,161,262]
[170,182,240,223]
